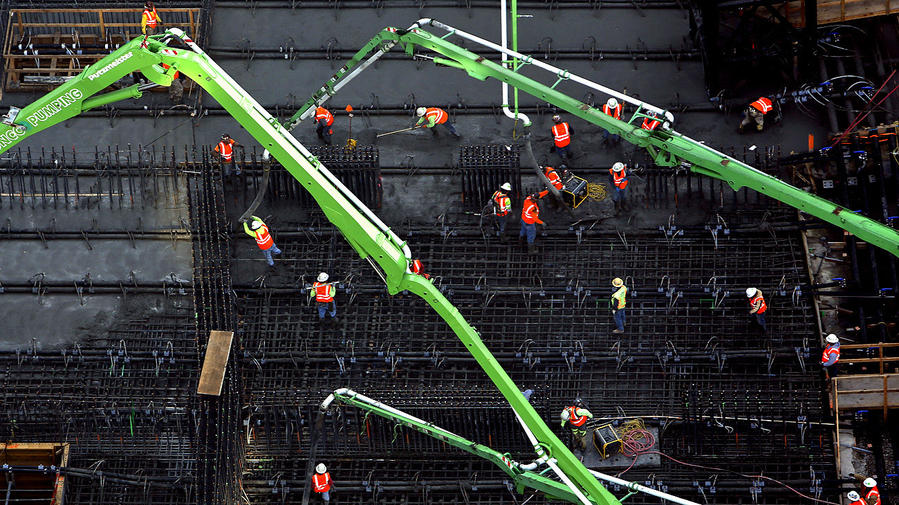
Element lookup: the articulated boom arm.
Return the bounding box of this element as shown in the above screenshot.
[290,19,899,258]
[0,29,621,505]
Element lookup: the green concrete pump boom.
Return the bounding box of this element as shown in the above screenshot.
[288,19,899,258]
[0,29,622,505]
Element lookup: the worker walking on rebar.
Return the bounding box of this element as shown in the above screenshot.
[611,277,627,334]
[242,216,281,267]
[214,133,241,176]
[746,287,768,333]
[609,162,629,211]
[821,334,840,375]
[602,98,622,143]
[315,106,334,145]
[560,404,593,450]
[312,463,332,502]
[739,97,774,133]
[141,2,161,36]
[311,272,338,322]
[519,193,544,255]
[491,182,513,239]
[550,115,573,161]
[415,107,459,137]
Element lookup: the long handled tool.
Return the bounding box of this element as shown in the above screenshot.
[376,126,420,138]
[345,104,357,150]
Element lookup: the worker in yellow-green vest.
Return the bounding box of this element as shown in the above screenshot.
[611,277,627,334]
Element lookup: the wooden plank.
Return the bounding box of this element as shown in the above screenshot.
[99,11,106,39]
[197,330,233,396]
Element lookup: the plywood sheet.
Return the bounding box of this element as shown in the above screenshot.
[835,374,899,409]
[197,330,233,396]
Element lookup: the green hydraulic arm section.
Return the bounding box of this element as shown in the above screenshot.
[287,18,899,258]
[0,29,620,505]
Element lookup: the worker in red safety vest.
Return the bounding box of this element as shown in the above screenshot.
[312,463,332,502]
[608,162,629,211]
[847,491,865,505]
[860,477,881,505]
[242,216,281,266]
[310,272,338,322]
[740,97,774,132]
[214,133,241,176]
[821,333,840,375]
[642,110,674,132]
[519,193,544,254]
[560,404,593,449]
[314,106,334,145]
[411,259,431,280]
[746,287,768,333]
[141,1,161,35]
[415,107,460,138]
[551,115,574,161]
[491,182,513,239]
[602,98,622,143]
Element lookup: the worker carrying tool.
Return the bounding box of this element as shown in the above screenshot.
[411,259,430,280]
[746,287,768,333]
[560,403,593,450]
[242,216,281,267]
[314,106,334,145]
[608,162,629,211]
[214,133,241,176]
[312,463,332,502]
[611,277,627,334]
[740,97,774,133]
[537,165,566,207]
[311,272,338,322]
[857,476,881,505]
[821,334,840,374]
[550,115,574,161]
[141,1,161,35]
[491,182,513,239]
[848,491,865,505]
[415,107,460,137]
[602,98,622,143]
[519,193,544,255]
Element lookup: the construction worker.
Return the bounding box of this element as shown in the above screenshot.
[141,2,161,36]
[312,463,332,502]
[314,106,334,145]
[311,272,338,322]
[491,183,513,238]
[608,162,629,210]
[740,97,774,132]
[746,287,768,333]
[242,216,281,266]
[859,477,881,505]
[519,193,544,254]
[821,334,840,374]
[602,97,622,143]
[214,134,241,176]
[411,259,430,280]
[537,165,565,204]
[551,115,573,161]
[611,278,627,334]
[848,491,865,505]
[560,404,593,450]
[161,63,183,103]
[415,107,459,137]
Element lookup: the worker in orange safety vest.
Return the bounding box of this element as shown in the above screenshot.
[740,97,774,132]
[821,333,840,375]
[310,272,338,322]
[848,491,865,505]
[415,107,459,137]
[608,162,629,211]
[560,404,593,449]
[519,193,544,254]
[141,2,161,35]
[314,106,334,145]
[312,463,332,502]
[491,182,513,238]
[602,97,622,143]
[242,216,281,266]
[746,287,768,333]
[214,134,241,176]
[411,259,431,280]
[551,115,574,161]
[859,477,881,505]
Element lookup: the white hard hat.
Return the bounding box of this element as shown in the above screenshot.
[662,111,674,129]
[416,107,426,117]
[606,98,619,109]
[612,277,624,287]
[316,463,327,474]
[560,409,570,421]
[317,272,329,283]
[250,220,262,230]
[746,287,757,298]
[552,115,561,122]
[848,491,860,501]
[501,182,512,191]
[864,478,877,488]
[825,334,839,344]
[612,162,625,172]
